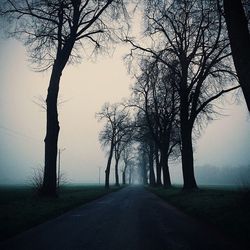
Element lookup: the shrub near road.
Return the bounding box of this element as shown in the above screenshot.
[0,185,121,241]
[149,186,250,249]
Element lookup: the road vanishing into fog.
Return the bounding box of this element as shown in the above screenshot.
[0,186,239,250]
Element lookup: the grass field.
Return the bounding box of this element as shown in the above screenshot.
[148,186,250,249]
[0,184,121,241]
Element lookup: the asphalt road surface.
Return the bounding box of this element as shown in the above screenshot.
[0,186,239,250]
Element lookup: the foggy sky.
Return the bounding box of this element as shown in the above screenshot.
[0,38,249,186]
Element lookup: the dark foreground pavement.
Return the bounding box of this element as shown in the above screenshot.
[0,186,239,250]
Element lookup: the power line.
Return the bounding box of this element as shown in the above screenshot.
[0,124,42,143]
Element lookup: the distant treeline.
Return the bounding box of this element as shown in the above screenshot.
[170,165,250,187]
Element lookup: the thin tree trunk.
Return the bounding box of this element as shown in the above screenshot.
[122,171,126,185]
[129,165,132,185]
[224,0,250,111]
[41,65,61,196]
[105,142,114,189]
[160,149,171,188]
[141,150,148,185]
[155,146,162,186]
[181,125,197,189]
[122,163,127,185]
[149,143,156,186]
[114,156,120,186]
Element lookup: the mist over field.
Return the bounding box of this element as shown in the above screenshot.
[0,1,250,249]
[0,39,250,187]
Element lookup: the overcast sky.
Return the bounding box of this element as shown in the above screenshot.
[0,35,249,185]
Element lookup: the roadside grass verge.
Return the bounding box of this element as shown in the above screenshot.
[0,185,122,241]
[148,186,250,248]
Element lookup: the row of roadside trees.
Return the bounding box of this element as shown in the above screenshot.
[0,0,249,195]
[97,0,249,190]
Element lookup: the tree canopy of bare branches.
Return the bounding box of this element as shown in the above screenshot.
[1,0,128,70]
[0,0,128,196]
[126,0,240,189]
[96,102,133,188]
[130,58,180,187]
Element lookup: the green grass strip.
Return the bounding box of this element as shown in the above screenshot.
[0,185,121,241]
[148,186,250,247]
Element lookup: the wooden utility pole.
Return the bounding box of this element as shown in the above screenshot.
[57,148,66,188]
[98,167,102,185]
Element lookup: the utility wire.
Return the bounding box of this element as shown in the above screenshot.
[0,124,42,143]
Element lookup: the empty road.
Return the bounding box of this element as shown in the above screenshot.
[0,186,238,250]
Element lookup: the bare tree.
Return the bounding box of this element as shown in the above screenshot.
[113,126,134,186]
[0,0,128,196]
[134,114,156,186]
[137,142,148,185]
[121,145,135,185]
[223,0,250,111]
[154,143,162,186]
[126,0,240,189]
[147,139,156,186]
[131,59,180,188]
[114,140,122,186]
[96,102,132,189]
[128,157,137,185]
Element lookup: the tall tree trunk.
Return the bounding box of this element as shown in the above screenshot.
[149,143,156,186]
[129,165,132,185]
[122,163,127,185]
[155,146,162,186]
[41,65,61,196]
[223,0,250,112]
[180,84,198,190]
[114,156,120,186]
[160,148,171,188]
[105,142,114,189]
[141,150,148,185]
[41,34,76,196]
[181,125,197,189]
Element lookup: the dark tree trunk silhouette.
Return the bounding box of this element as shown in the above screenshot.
[155,146,162,186]
[121,145,134,186]
[180,121,197,189]
[105,141,114,189]
[160,148,171,188]
[223,0,250,111]
[129,165,132,185]
[122,161,132,185]
[160,126,174,188]
[43,66,61,196]
[148,143,156,186]
[141,150,148,185]
[43,38,76,195]
[122,163,128,185]
[114,154,120,186]
[179,88,197,189]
